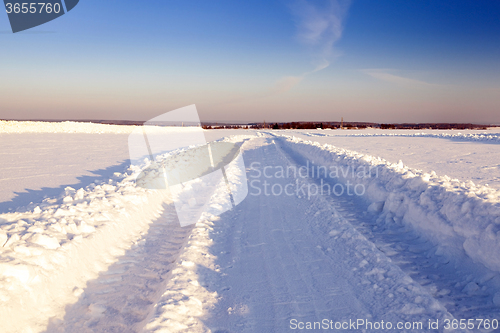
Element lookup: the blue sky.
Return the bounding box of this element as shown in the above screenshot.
[1,0,499,123]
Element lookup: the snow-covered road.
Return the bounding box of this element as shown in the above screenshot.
[1,124,500,332]
[191,137,458,332]
[45,137,463,332]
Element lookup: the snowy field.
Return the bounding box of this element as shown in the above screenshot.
[1,121,500,332]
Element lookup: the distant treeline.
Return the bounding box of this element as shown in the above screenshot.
[203,122,492,130]
[202,122,373,129]
[377,123,490,130]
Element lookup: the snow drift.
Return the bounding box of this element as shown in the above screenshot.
[279,135,500,275]
[351,131,500,144]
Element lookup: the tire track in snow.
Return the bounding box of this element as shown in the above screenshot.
[324,194,500,321]
[198,137,459,332]
[200,140,366,332]
[275,135,500,326]
[44,204,194,332]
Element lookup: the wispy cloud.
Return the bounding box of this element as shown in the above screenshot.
[271,76,304,94]
[271,0,351,94]
[213,1,351,107]
[291,0,351,69]
[361,69,440,87]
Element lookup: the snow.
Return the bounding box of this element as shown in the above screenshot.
[0,120,153,134]
[286,128,500,190]
[0,133,133,213]
[0,172,170,332]
[0,127,251,213]
[277,134,500,272]
[1,121,500,332]
[352,129,500,143]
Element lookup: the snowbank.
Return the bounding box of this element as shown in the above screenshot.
[0,168,171,332]
[279,135,500,275]
[351,131,500,143]
[0,133,253,332]
[0,120,183,134]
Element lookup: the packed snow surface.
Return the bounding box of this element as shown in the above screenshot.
[1,121,500,332]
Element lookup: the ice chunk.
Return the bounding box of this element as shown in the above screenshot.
[30,234,60,250]
[367,201,384,213]
[0,232,7,247]
[462,282,479,295]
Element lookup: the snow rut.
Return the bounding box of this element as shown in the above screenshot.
[0,173,172,333]
[45,205,193,332]
[274,134,500,323]
[197,138,461,332]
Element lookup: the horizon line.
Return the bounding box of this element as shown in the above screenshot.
[1,118,499,127]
